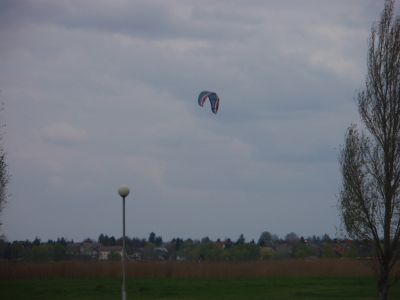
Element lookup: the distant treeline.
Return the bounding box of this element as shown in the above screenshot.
[0,231,374,262]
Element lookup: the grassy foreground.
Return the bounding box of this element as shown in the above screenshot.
[1,277,400,300]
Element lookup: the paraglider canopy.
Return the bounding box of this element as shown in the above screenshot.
[198,91,219,114]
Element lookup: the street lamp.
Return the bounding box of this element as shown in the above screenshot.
[118,186,130,300]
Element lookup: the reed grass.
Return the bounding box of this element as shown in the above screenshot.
[0,258,374,280]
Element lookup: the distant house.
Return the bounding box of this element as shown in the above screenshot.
[80,241,101,259]
[66,243,81,257]
[154,247,169,260]
[99,246,123,260]
[65,241,101,259]
[214,240,226,249]
[131,252,143,261]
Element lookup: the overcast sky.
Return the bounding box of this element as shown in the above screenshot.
[0,0,393,242]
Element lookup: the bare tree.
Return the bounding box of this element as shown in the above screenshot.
[0,102,9,236]
[339,1,400,299]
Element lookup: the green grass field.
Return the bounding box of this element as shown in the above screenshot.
[1,277,400,300]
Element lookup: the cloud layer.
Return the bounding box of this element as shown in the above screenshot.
[0,0,388,241]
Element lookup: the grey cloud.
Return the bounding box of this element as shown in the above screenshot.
[42,122,87,144]
[0,0,257,41]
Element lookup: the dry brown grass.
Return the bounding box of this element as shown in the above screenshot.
[0,259,376,280]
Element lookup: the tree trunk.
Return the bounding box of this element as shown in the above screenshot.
[379,284,389,300]
[378,269,390,300]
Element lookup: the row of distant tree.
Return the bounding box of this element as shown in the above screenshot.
[0,231,373,262]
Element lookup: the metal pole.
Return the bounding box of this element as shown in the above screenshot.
[122,196,127,300]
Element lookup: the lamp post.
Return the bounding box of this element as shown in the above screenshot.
[118,186,130,300]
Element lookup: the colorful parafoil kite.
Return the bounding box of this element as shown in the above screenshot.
[198,91,220,114]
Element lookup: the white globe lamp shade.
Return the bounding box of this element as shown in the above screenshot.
[118,186,130,198]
